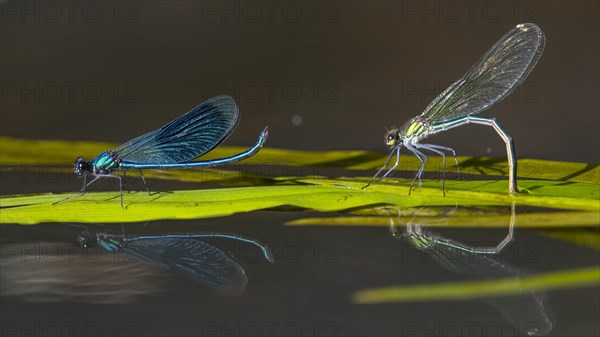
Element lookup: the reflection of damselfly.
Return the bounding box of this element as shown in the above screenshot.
[388,203,554,336]
[389,202,515,255]
[365,24,546,195]
[79,231,274,296]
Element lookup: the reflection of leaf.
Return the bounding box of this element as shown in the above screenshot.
[1,178,599,224]
[540,230,600,250]
[286,212,600,228]
[2,137,598,184]
[351,266,600,304]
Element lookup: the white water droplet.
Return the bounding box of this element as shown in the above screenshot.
[291,115,303,126]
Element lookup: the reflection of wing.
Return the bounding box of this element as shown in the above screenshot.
[488,292,554,336]
[421,23,545,122]
[121,237,248,296]
[114,96,239,164]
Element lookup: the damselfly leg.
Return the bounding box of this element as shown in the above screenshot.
[380,146,401,180]
[404,143,427,194]
[53,172,98,205]
[362,146,400,190]
[55,169,161,208]
[420,143,460,180]
[138,170,158,196]
[416,143,446,196]
[54,173,125,208]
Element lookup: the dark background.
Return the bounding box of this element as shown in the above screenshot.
[1,0,599,163]
[1,2,599,336]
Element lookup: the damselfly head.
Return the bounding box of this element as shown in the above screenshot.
[384,128,400,148]
[390,228,402,238]
[73,157,88,176]
[77,230,93,249]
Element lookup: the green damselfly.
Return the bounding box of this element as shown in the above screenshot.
[364,23,545,194]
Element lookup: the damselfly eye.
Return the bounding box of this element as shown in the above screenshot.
[384,129,400,149]
[78,236,87,248]
[385,129,399,144]
[74,157,86,176]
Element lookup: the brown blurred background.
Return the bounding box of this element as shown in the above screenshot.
[1,0,598,163]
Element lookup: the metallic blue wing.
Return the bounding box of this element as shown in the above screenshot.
[114,96,240,164]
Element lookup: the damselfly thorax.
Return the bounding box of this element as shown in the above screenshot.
[74,150,122,176]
